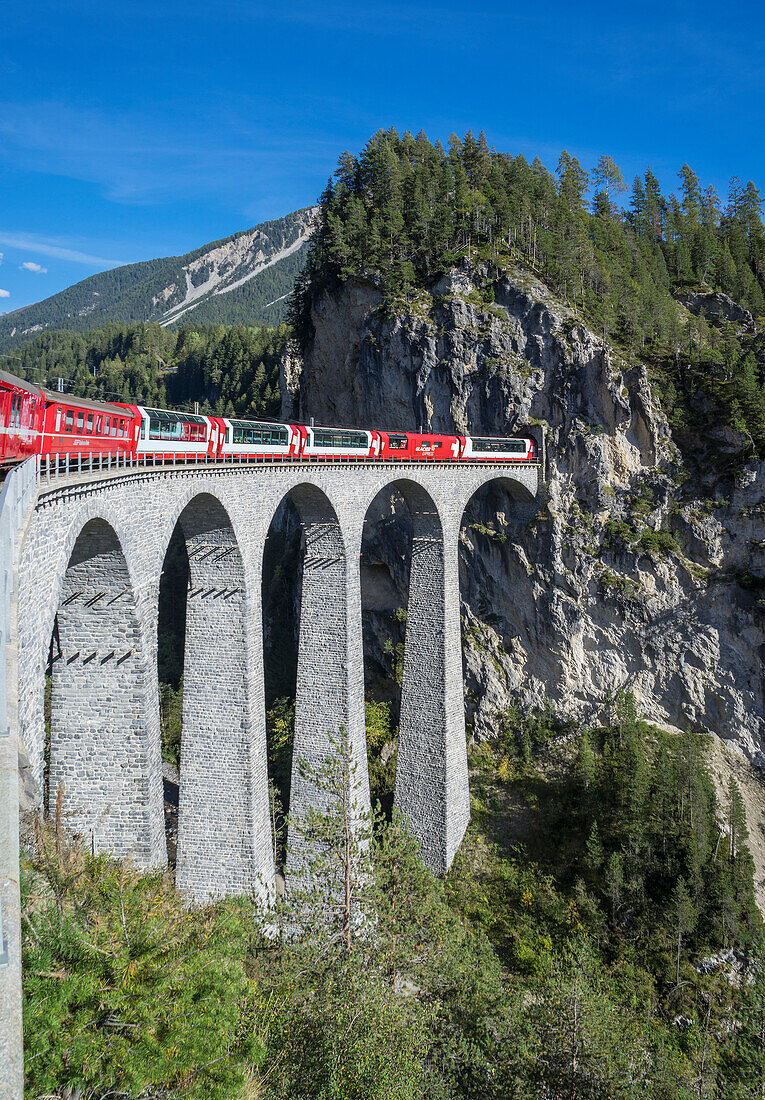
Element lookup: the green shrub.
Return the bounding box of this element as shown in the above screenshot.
[23,810,264,1098]
[638,527,680,556]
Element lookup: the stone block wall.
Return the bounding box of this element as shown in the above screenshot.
[393,480,470,873]
[174,493,268,900]
[49,518,165,866]
[286,484,370,877]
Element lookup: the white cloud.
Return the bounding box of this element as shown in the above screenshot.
[20,261,47,273]
[0,232,125,267]
[0,289,10,298]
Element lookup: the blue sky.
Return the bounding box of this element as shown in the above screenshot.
[1,0,763,312]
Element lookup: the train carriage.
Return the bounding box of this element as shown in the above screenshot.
[129,406,219,461]
[379,431,461,461]
[218,417,302,460]
[461,435,536,462]
[41,391,136,458]
[301,426,378,459]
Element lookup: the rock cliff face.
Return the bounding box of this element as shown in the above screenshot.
[285,265,765,767]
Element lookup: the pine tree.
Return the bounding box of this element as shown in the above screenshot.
[672,878,697,985]
[284,727,374,954]
[592,155,626,211]
[586,821,605,878]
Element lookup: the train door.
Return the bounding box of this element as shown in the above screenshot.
[0,388,11,462]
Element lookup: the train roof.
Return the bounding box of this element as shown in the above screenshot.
[38,386,128,415]
[0,368,43,397]
[0,367,127,415]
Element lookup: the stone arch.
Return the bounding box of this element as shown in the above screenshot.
[361,478,469,875]
[457,474,542,739]
[48,517,165,867]
[166,491,272,901]
[19,500,148,797]
[268,482,369,878]
[454,471,538,528]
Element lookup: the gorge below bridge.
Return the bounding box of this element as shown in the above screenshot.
[0,454,540,1092]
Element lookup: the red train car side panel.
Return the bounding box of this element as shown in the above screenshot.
[379,431,461,461]
[40,391,136,457]
[0,372,45,464]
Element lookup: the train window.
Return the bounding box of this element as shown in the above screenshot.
[140,420,146,440]
[230,420,288,446]
[110,419,118,436]
[181,420,205,441]
[95,416,102,434]
[86,413,94,434]
[10,395,17,428]
[55,409,61,432]
[65,410,74,432]
[388,434,407,450]
[225,426,231,443]
[471,437,527,453]
[76,412,84,432]
[313,429,368,448]
[144,408,207,442]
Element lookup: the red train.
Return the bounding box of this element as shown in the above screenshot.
[0,368,536,468]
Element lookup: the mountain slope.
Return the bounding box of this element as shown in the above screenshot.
[0,207,315,350]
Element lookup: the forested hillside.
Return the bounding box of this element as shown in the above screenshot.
[23,699,765,1098]
[10,322,287,418]
[292,128,765,456]
[0,207,314,351]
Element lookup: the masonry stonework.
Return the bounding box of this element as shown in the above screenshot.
[392,480,470,873]
[49,518,165,866]
[286,484,370,876]
[15,462,538,893]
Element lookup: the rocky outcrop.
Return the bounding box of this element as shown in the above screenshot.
[674,289,757,335]
[288,263,765,767]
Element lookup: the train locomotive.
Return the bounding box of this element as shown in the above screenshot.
[0,369,536,468]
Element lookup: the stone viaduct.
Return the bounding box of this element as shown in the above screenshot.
[0,455,538,1094]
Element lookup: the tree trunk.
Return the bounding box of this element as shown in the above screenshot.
[344,790,352,955]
